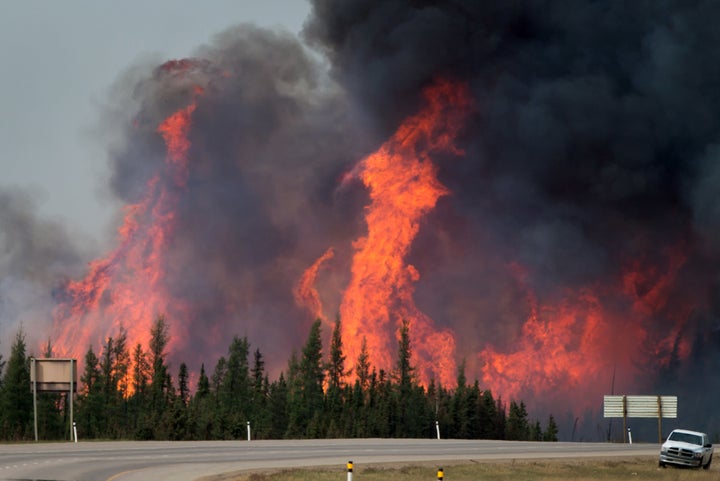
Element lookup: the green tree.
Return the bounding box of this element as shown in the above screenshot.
[1,329,32,440]
[149,315,173,415]
[355,337,371,393]
[543,414,559,441]
[326,316,348,437]
[506,400,530,440]
[189,363,212,439]
[131,343,149,396]
[394,319,425,437]
[268,372,289,438]
[287,320,325,437]
[250,349,271,439]
[168,363,190,440]
[477,389,497,439]
[395,319,415,390]
[450,360,470,438]
[219,336,251,439]
[197,363,210,398]
[77,346,103,438]
[178,363,190,407]
[327,316,348,391]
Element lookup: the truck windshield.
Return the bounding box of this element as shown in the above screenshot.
[669,432,703,445]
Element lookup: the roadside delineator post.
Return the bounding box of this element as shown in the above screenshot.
[437,467,444,480]
[347,460,353,481]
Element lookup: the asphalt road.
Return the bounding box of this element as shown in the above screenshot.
[0,438,659,481]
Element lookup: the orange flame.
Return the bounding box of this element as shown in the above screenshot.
[335,79,471,387]
[294,247,335,325]
[479,247,694,408]
[51,94,199,381]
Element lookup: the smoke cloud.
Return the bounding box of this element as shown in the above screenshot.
[4,1,720,439]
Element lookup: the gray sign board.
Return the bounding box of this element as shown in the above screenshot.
[603,395,677,418]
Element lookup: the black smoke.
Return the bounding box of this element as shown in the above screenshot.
[304,0,720,439]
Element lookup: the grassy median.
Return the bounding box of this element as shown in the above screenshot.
[206,457,716,481]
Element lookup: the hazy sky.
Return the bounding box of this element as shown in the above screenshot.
[0,0,310,241]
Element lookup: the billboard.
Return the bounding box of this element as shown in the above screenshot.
[603,395,677,418]
[30,358,78,392]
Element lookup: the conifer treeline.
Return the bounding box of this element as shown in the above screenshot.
[0,316,559,442]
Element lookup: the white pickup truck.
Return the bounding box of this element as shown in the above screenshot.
[659,429,713,469]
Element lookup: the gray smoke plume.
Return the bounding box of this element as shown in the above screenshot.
[0,188,85,357]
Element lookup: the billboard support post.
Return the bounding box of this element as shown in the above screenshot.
[32,358,38,442]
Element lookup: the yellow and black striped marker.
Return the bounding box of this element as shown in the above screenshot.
[437,467,444,480]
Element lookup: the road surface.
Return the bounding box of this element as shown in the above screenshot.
[0,438,659,481]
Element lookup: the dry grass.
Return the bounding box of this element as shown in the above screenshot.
[211,457,717,481]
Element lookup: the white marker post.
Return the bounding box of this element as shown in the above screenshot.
[627,427,633,444]
[73,422,78,443]
[347,461,353,481]
[246,421,251,441]
[435,420,441,440]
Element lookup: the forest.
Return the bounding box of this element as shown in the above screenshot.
[0,316,558,442]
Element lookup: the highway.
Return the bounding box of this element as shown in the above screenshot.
[0,438,659,481]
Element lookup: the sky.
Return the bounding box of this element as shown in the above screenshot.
[0,0,310,242]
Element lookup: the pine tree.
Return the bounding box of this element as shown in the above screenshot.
[219,336,251,438]
[529,419,543,441]
[355,337,371,393]
[395,319,415,389]
[131,343,150,396]
[113,327,131,399]
[251,349,265,393]
[250,349,270,439]
[494,396,506,439]
[209,356,228,439]
[169,363,190,440]
[287,320,325,437]
[268,372,289,438]
[197,363,210,398]
[506,400,530,440]
[450,360,469,438]
[394,319,420,437]
[326,316,348,437]
[327,316,348,391]
[77,346,103,438]
[477,389,497,439]
[145,315,174,439]
[543,414,559,441]
[189,363,212,440]
[178,363,190,407]
[1,329,32,440]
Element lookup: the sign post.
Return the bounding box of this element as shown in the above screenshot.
[30,358,78,442]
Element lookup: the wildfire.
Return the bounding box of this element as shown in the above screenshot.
[294,247,335,326]
[478,247,694,408]
[51,86,200,378]
[297,79,471,387]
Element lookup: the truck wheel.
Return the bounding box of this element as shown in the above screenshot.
[658,460,665,468]
[702,455,712,470]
